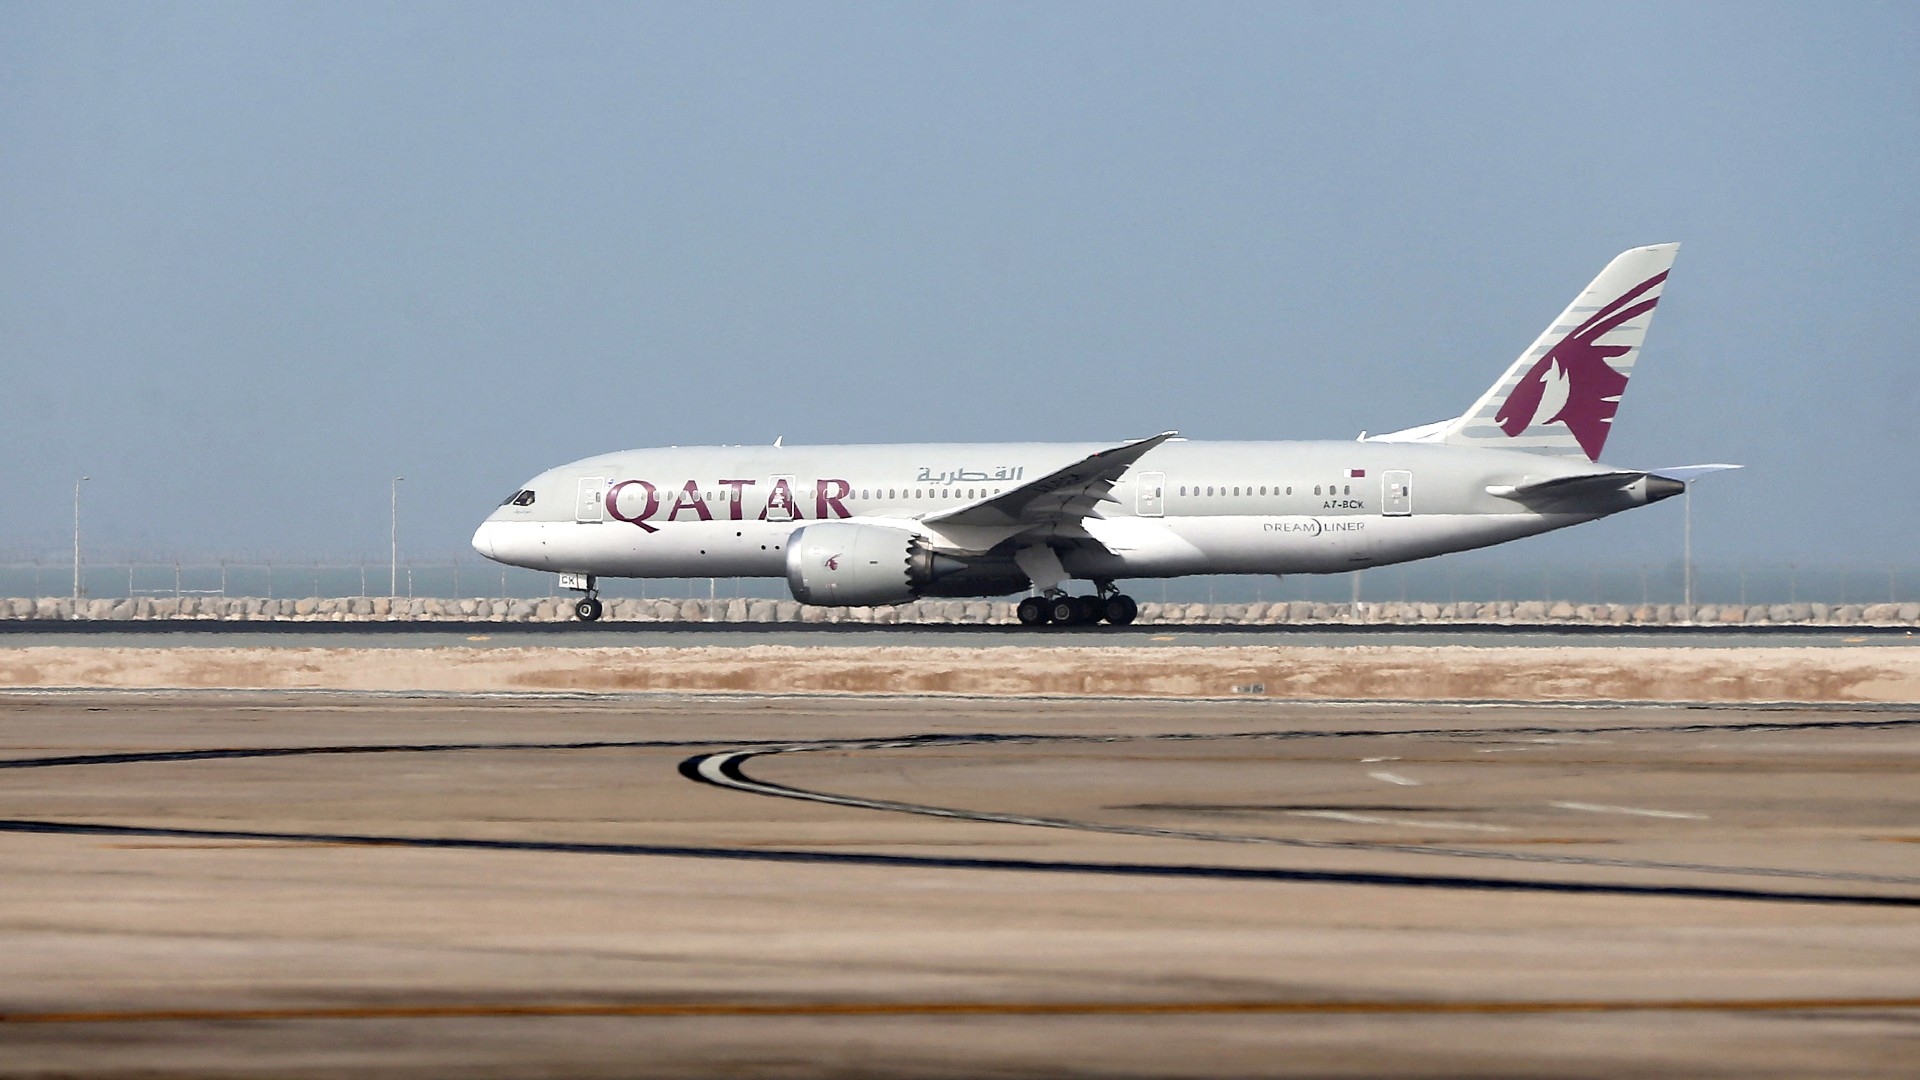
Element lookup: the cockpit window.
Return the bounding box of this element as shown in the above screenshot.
[501,489,536,507]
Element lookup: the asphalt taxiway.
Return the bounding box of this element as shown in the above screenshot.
[1,694,1915,1077]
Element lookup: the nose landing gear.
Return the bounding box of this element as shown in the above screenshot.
[560,573,602,622]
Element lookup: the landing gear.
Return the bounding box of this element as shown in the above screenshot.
[1016,596,1050,627]
[1046,595,1086,625]
[561,573,602,623]
[1019,583,1137,628]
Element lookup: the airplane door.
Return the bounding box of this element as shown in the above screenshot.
[1135,471,1165,517]
[1382,471,1412,516]
[764,474,797,522]
[575,477,607,523]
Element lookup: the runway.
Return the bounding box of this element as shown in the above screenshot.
[1,694,1916,1077]
[1,618,1912,649]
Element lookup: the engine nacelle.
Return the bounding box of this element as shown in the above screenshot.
[784,522,963,607]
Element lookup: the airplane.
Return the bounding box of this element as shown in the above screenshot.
[472,243,1736,626]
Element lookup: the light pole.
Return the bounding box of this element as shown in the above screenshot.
[390,476,405,597]
[1682,486,1693,615]
[72,476,90,601]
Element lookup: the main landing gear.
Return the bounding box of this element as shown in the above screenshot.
[562,573,603,622]
[1015,582,1138,628]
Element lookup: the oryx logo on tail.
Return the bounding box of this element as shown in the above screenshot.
[1366,243,1678,463]
[1494,270,1667,461]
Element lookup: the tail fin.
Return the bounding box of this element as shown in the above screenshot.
[1379,244,1679,462]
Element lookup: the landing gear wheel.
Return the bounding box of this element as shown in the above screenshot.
[1102,594,1138,625]
[1017,597,1051,627]
[574,597,604,622]
[1046,596,1081,626]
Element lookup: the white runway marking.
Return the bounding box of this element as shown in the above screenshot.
[1290,810,1511,833]
[1368,771,1422,786]
[1359,756,1399,763]
[1552,801,1708,820]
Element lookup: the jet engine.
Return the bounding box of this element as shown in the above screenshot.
[784,522,966,607]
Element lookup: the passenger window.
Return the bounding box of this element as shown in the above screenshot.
[1344,485,1351,496]
[1259,486,1266,495]
[1180,486,1187,496]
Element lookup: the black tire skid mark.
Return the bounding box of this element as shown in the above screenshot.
[677,726,1920,893]
[2,717,1916,908]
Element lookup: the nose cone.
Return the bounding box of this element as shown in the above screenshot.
[471,521,498,560]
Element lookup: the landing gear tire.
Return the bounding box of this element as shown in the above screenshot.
[1102,594,1138,626]
[1016,597,1051,627]
[574,597,604,622]
[1046,596,1082,626]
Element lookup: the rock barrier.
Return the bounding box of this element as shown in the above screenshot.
[3,596,1918,627]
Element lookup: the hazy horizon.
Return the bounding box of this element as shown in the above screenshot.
[5,3,1915,574]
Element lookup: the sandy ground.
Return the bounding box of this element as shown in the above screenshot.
[1,643,1919,702]
[0,694,1916,1078]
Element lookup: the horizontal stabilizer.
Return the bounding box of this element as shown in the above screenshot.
[1486,471,1647,501]
[1649,463,1743,482]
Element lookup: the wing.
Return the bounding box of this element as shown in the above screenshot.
[922,431,1178,530]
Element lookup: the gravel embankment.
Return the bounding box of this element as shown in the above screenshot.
[2,644,1917,703]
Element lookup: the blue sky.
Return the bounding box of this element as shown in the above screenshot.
[2,2,1914,567]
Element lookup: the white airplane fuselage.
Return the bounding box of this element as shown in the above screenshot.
[472,439,1673,583]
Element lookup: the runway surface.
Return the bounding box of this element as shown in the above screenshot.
[2,694,1916,1077]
